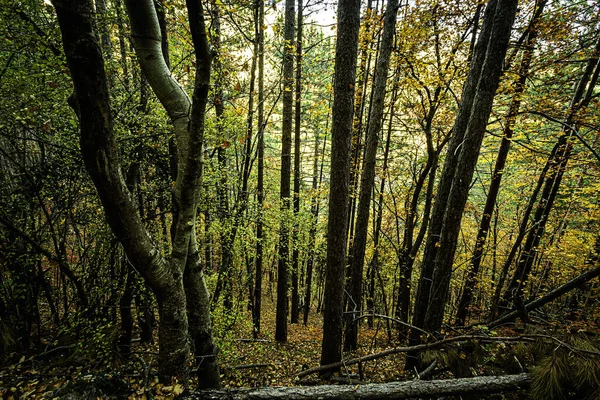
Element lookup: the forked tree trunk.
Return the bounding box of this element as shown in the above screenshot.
[424,0,518,335]
[54,0,220,386]
[409,0,499,357]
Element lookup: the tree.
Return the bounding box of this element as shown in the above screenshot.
[499,35,600,312]
[275,0,295,343]
[344,0,400,351]
[291,0,303,325]
[320,0,361,369]
[253,0,266,338]
[455,0,547,326]
[52,0,220,386]
[408,0,518,368]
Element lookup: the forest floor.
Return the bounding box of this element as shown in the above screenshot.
[0,295,409,399]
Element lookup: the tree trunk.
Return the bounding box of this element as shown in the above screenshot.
[187,374,531,400]
[304,128,321,326]
[320,0,361,370]
[347,0,374,251]
[118,262,135,358]
[408,0,499,357]
[291,0,303,324]
[344,0,400,351]
[209,0,234,311]
[184,237,221,389]
[455,0,546,326]
[252,0,265,338]
[367,75,398,329]
[500,36,600,311]
[276,0,295,342]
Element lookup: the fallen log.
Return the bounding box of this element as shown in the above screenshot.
[183,373,530,399]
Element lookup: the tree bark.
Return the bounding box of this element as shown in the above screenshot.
[344,0,400,351]
[253,0,265,338]
[275,0,295,343]
[291,0,303,324]
[455,0,546,326]
[186,374,531,400]
[320,0,361,369]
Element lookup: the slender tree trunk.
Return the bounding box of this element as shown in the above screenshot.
[320,0,361,370]
[114,0,129,92]
[304,128,321,326]
[500,36,600,312]
[408,0,499,358]
[291,0,303,324]
[344,0,399,351]
[489,156,549,319]
[252,0,265,338]
[209,0,234,311]
[275,0,295,342]
[455,0,546,326]
[367,76,398,328]
[347,0,374,250]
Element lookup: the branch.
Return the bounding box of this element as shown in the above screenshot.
[521,110,600,163]
[353,313,431,337]
[296,335,535,378]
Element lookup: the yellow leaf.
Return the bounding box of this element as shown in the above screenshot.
[173,384,184,395]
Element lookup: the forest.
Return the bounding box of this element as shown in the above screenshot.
[1,0,599,398]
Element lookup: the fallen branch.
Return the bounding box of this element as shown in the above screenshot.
[183,373,530,399]
[237,338,271,343]
[296,335,533,378]
[222,363,272,371]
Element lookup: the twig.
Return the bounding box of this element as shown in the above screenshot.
[222,363,271,371]
[354,313,432,337]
